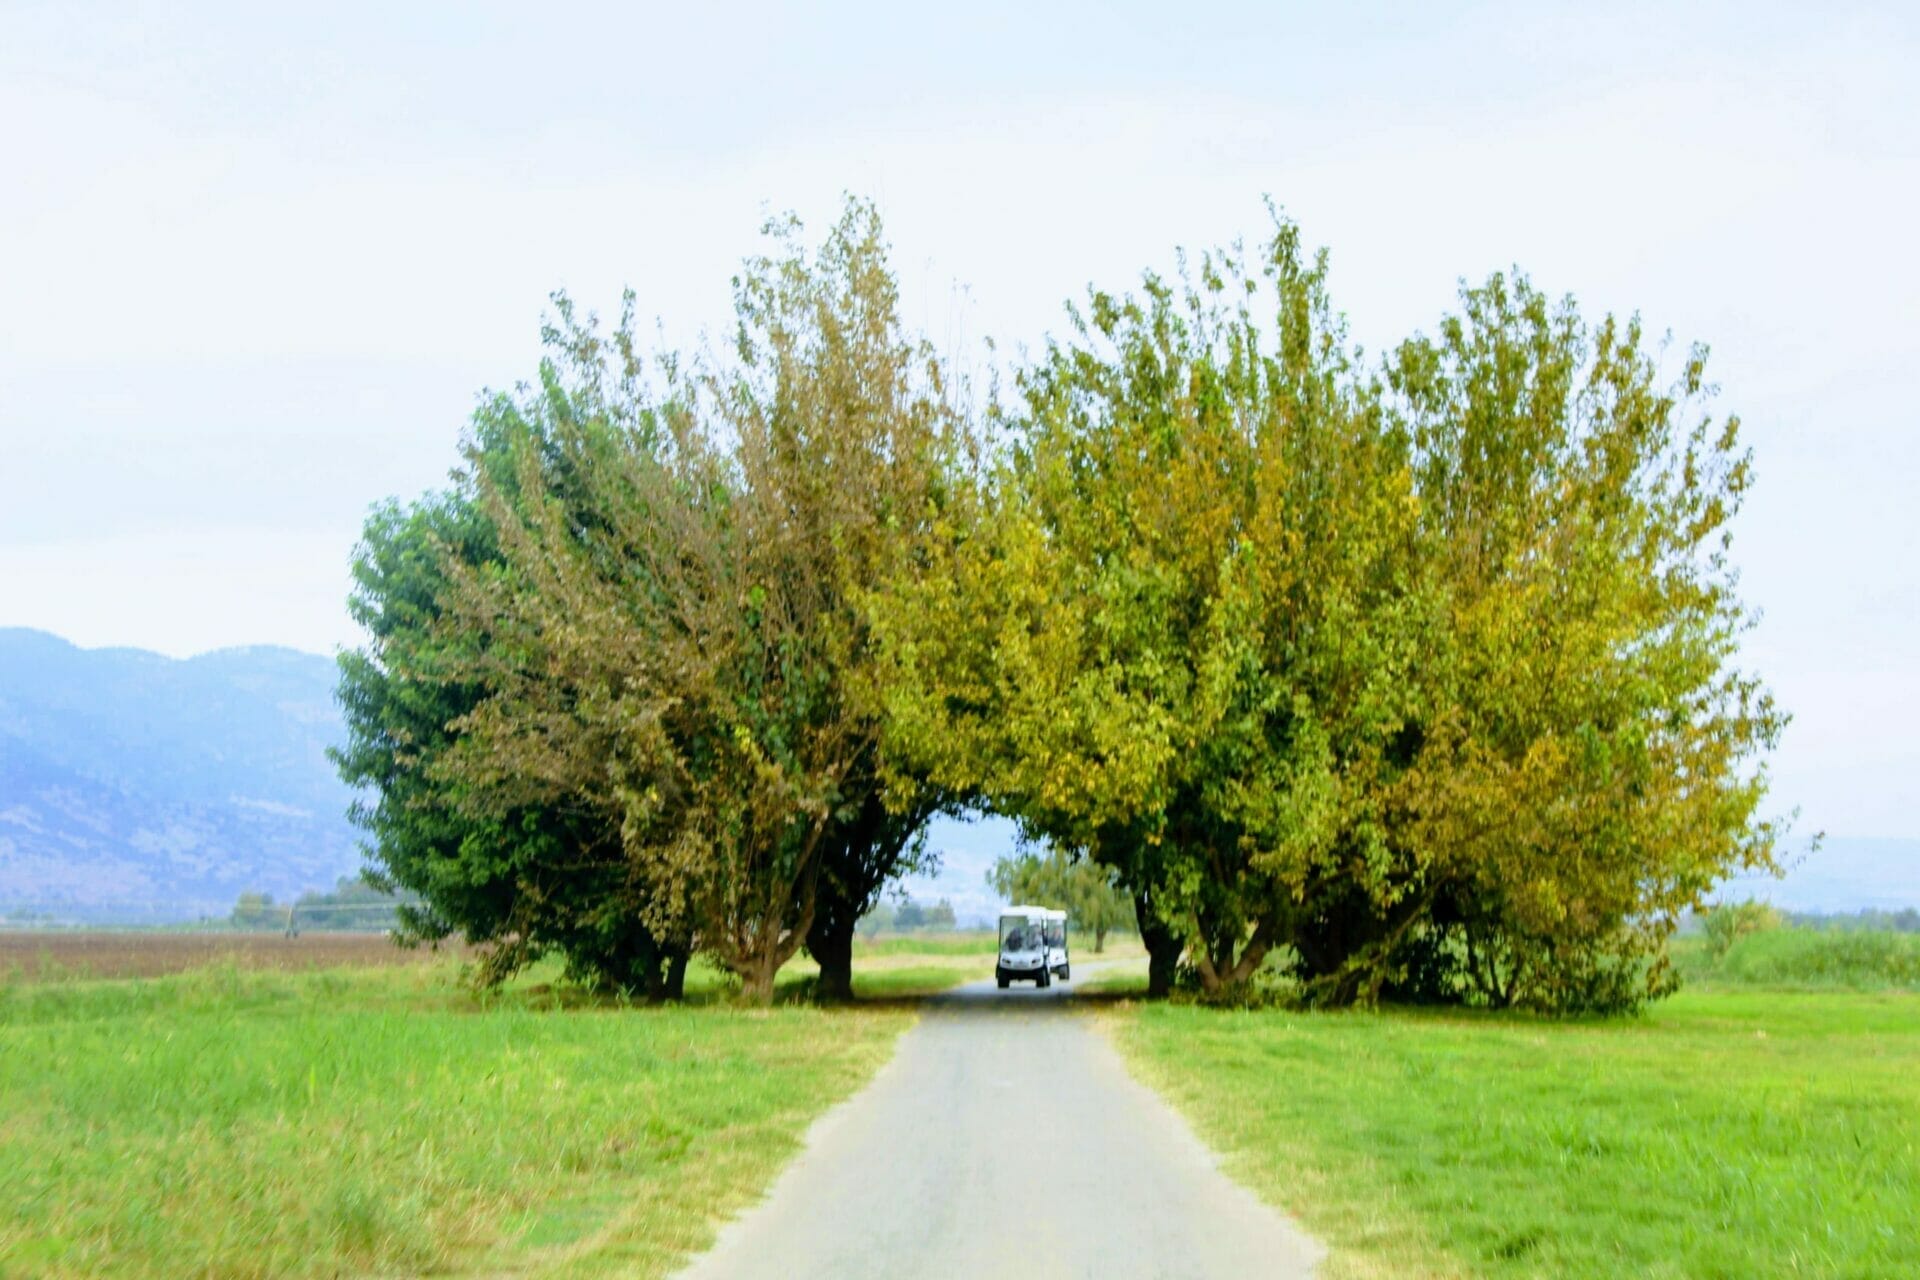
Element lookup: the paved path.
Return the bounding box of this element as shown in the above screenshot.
[677,971,1323,1280]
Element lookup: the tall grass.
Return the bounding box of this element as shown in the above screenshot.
[1676,926,1920,989]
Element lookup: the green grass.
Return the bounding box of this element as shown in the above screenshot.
[0,948,970,1279]
[852,930,997,957]
[1674,928,1920,990]
[1070,962,1151,997]
[1106,987,1920,1279]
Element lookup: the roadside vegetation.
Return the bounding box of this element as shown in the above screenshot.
[1096,926,1918,1279]
[0,938,982,1279]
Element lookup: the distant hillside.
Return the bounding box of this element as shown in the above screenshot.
[1719,837,1920,913]
[898,814,1023,927]
[3,626,1915,925]
[0,629,361,921]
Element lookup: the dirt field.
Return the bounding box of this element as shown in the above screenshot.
[0,930,465,980]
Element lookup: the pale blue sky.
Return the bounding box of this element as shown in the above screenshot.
[2,1,1915,838]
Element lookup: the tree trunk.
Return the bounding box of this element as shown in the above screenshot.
[661,946,689,1002]
[1192,925,1274,997]
[1296,888,1436,1008]
[1134,889,1183,999]
[740,956,778,1005]
[806,910,857,1002]
[636,936,690,1003]
[727,818,827,1006]
[805,789,933,1003]
[1093,925,1108,954]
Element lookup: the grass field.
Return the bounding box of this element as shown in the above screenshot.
[1102,932,1920,1279]
[0,929,467,981]
[14,923,1906,1279]
[1674,927,1920,989]
[0,938,980,1279]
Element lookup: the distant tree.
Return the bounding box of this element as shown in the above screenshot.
[988,849,1133,952]
[1704,900,1783,958]
[229,891,278,930]
[290,876,413,932]
[882,897,954,931]
[1785,908,1920,934]
[857,900,896,938]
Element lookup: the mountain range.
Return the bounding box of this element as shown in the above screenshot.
[1718,837,1920,914]
[0,628,361,920]
[1,626,1915,924]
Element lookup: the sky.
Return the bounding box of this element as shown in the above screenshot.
[2,0,1916,841]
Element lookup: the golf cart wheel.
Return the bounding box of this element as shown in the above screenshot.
[1038,969,1051,989]
[1061,965,1070,981]
[997,975,1009,989]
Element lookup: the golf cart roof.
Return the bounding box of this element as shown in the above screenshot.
[1001,905,1068,921]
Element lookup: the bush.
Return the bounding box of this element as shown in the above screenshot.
[229,892,281,931]
[1703,899,1782,958]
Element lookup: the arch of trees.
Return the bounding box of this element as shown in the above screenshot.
[335,199,1787,1011]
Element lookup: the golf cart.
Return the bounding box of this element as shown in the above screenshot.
[996,906,1070,988]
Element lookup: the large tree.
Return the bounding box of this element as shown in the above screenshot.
[876,218,1411,997]
[346,200,1785,1013]
[1323,272,1788,1011]
[334,389,690,998]
[415,201,964,1002]
[877,212,1786,1010]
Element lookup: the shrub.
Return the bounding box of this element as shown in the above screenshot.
[1703,899,1782,958]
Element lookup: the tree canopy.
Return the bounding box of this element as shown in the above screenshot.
[339,200,964,1002]
[872,213,1785,1010]
[340,200,1787,1013]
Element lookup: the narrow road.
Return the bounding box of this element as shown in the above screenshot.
[677,972,1323,1280]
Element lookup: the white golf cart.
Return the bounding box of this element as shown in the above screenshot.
[995,905,1070,989]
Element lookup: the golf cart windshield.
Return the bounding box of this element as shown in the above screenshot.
[999,917,1038,952]
[1044,920,1065,948]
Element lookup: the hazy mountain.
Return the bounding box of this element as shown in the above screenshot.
[0,629,361,921]
[0,626,1021,927]
[3,626,1915,925]
[1717,837,1920,913]
[898,814,1024,927]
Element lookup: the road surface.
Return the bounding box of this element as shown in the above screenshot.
[677,971,1323,1280]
